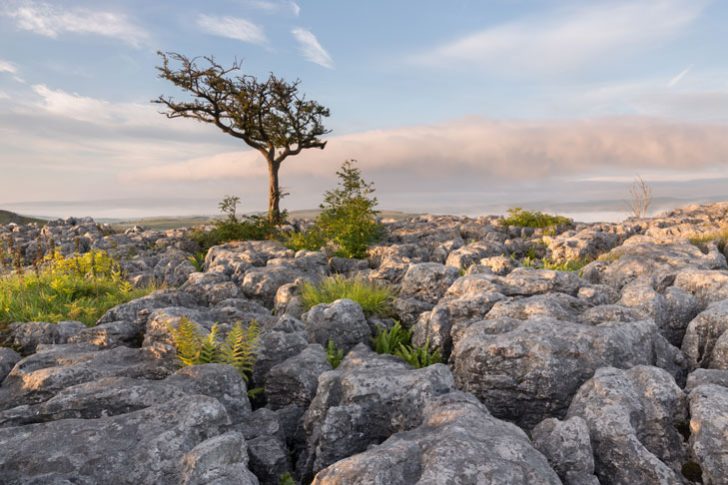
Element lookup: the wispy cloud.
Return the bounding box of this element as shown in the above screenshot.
[413,0,706,75]
[668,65,693,87]
[197,14,267,45]
[3,1,149,47]
[0,60,17,74]
[241,0,300,16]
[291,28,334,68]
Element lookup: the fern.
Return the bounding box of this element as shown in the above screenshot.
[326,339,344,369]
[198,324,220,364]
[372,322,412,355]
[279,473,296,485]
[220,320,260,381]
[168,317,202,367]
[395,337,442,369]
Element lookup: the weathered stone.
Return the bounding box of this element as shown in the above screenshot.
[532,417,598,485]
[686,368,728,392]
[265,344,331,410]
[7,321,86,355]
[302,299,371,352]
[682,299,728,370]
[298,345,453,478]
[688,384,728,484]
[486,293,589,321]
[181,431,259,485]
[567,366,688,485]
[0,396,246,485]
[247,435,291,485]
[312,392,560,485]
[0,347,21,383]
[399,262,460,305]
[452,317,686,428]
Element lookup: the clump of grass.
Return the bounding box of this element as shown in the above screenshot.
[0,250,151,329]
[501,208,572,229]
[301,275,394,316]
[688,227,728,253]
[542,258,592,272]
[187,251,206,271]
[168,317,260,381]
[396,337,442,368]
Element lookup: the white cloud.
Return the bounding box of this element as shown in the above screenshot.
[413,0,706,75]
[291,28,334,68]
[197,14,267,45]
[3,1,148,47]
[0,60,17,74]
[668,65,692,87]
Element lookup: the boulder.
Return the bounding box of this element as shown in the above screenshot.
[6,321,86,355]
[312,392,560,485]
[298,345,453,479]
[399,262,460,305]
[0,347,21,383]
[567,366,688,484]
[302,299,372,352]
[682,299,728,370]
[452,317,687,428]
[531,417,598,485]
[265,344,332,410]
[688,384,728,484]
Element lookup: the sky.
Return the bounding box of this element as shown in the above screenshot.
[1,0,728,220]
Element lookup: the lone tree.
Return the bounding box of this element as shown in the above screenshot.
[154,52,330,224]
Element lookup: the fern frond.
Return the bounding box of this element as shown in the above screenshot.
[221,320,260,381]
[326,339,344,368]
[198,324,220,364]
[168,317,202,367]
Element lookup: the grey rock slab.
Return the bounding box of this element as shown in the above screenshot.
[0,347,21,383]
[452,317,687,428]
[0,395,243,485]
[567,366,689,485]
[298,344,454,478]
[682,298,728,370]
[302,299,372,352]
[265,344,331,410]
[312,392,561,485]
[688,384,728,485]
[531,417,598,485]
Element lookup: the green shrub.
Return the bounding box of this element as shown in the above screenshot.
[0,250,151,329]
[542,258,592,272]
[284,160,383,258]
[326,339,345,369]
[284,225,327,252]
[168,318,260,381]
[372,322,411,355]
[502,208,572,229]
[300,275,394,316]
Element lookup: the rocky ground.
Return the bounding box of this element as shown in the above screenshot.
[2,203,728,484]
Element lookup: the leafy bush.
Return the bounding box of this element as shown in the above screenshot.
[168,318,260,381]
[326,339,345,369]
[300,275,394,316]
[372,322,411,355]
[284,225,327,252]
[502,208,572,229]
[285,160,383,258]
[371,324,442,369]
[0,250,151,329]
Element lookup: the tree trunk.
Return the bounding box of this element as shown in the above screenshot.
[267,159,281,224]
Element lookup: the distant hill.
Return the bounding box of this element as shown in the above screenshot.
[0,210,45,225]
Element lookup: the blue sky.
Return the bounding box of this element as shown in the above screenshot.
[1,0,728,218]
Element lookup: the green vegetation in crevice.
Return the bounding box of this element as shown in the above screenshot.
[167,318,260,381]
[372,323,443,369]
[300,275,395,317]
[326,339,345,369]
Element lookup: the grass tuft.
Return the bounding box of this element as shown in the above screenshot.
[0,250,151,330]
[301,275,394,316]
